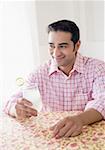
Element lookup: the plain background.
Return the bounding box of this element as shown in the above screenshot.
[0,0,105,111]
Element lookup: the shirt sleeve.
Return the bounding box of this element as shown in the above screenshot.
[4,91,23,117]
[85,63,105,119]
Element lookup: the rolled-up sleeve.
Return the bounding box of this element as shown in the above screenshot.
[85,73,105,119]
[4,91,23,117]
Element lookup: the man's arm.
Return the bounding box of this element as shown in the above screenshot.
[51,108,103,139]
[78,108,103,125]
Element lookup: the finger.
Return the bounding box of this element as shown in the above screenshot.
[16,108,21,117]
[64,124,77,137]
[16,109,26,120]
[26,112,32,118]
[17,103,37,116]
[71,126,82,137]
[71,130,82,137]
[17,98,32,106]
[16,104,37,119]
[20,109,26,118]
[53,120,66,137]
[25,106,37,116]
[55,123,70,139]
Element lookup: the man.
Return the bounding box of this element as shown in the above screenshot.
[5,20,105,139]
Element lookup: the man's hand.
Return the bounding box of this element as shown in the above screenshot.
[15,98,37,120]
[51,115,83,139]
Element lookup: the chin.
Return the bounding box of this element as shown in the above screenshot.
[55,59,66,67]
[57,62,65,67]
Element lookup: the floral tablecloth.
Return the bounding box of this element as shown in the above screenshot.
[0,111,105,150]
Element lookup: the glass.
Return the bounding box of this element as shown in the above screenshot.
[22,85,42,112]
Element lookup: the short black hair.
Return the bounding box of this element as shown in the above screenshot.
[47,20,80,45]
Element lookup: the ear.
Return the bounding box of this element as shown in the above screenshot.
[76,40,81,50]
[74,40,81,53]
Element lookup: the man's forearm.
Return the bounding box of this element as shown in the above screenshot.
[77,108,103,126]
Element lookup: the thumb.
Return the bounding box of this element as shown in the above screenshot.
[50,124,56,130]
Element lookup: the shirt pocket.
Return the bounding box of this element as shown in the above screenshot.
[72,93,89,111]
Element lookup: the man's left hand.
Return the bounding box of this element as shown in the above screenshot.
[51,115,83,139]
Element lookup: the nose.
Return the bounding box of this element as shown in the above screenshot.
[53,47,61,58]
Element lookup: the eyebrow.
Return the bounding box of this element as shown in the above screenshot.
[59,43,69,46]
[48,42,69,45]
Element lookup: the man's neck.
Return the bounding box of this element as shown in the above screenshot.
[59,65,73,76]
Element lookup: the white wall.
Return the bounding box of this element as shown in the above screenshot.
[1,1,40,108]
[35,0,104,63]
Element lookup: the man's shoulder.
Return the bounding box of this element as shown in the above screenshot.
[82,54,105,75]
[82,54,105,66]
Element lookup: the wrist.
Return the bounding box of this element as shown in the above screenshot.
[77,113,86,126]
[76,109,103,126]
[9,103,17,118]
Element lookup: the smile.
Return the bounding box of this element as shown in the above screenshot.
[56,56,65,61]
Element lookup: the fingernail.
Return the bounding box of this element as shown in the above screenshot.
[33,112,37,116]
[55,135,59,139]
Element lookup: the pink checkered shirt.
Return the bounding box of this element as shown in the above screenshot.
[4,53,105,119]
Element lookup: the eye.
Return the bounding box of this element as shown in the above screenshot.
[48,44,55,50]
[59,45,67,49]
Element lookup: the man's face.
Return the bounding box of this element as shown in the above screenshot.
[48,31,80,68]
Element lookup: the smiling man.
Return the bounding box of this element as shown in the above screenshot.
[4,20,105,138]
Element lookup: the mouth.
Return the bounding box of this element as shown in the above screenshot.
[56,56,65,62]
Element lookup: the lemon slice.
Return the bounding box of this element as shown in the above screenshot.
[16,77,24,87]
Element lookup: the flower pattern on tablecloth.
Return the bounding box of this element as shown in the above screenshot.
[0,112,105,150]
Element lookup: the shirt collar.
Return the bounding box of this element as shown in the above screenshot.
[73,52,84,74]
[48,59,59,76]
[48,52,85,76]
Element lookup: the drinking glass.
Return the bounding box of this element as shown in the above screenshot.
[22,85,42,112]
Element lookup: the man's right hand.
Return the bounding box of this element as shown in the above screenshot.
[15,98,37,120]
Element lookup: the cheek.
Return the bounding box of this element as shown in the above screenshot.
[65,51,75,59]
[64,51,72,56]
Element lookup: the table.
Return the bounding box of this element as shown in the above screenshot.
[0,111,105,150]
